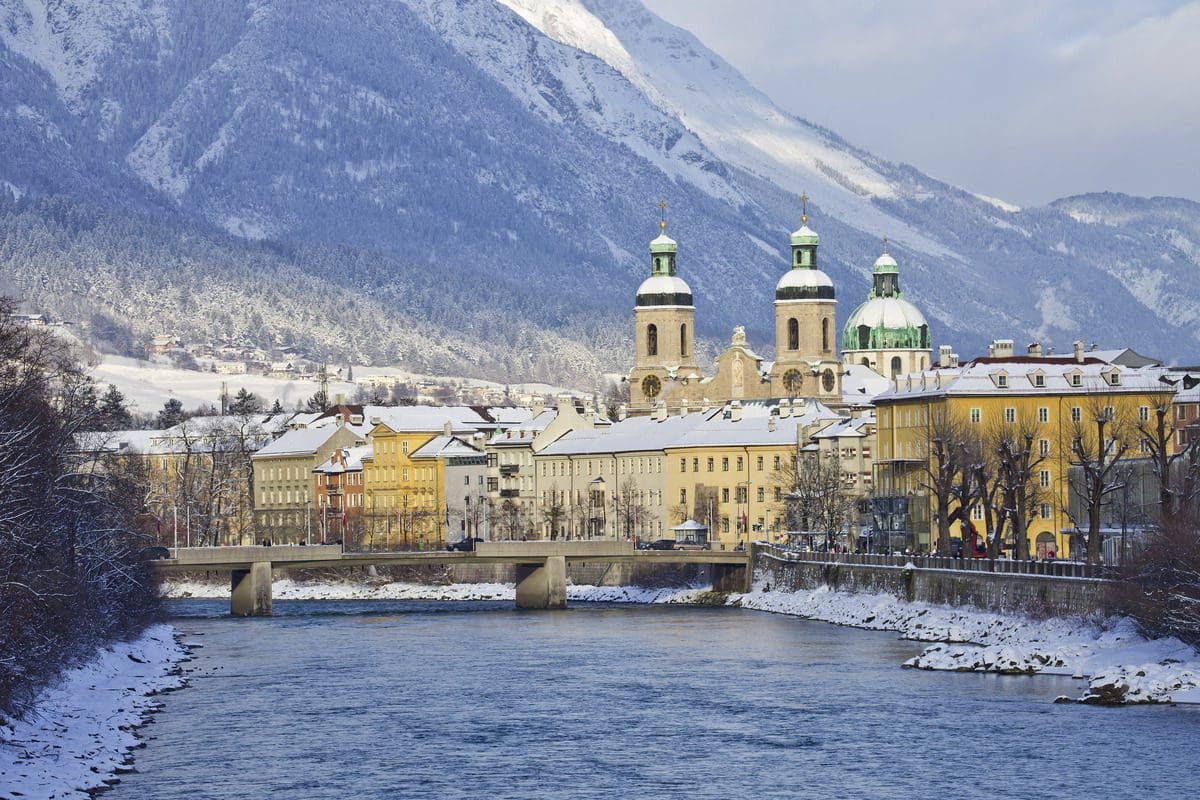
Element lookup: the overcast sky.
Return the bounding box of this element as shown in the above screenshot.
[642,0,1199,207]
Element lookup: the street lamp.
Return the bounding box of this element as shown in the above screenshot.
[737,479,751,550]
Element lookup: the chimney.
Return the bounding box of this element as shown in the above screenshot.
[768,415,777,432]
[531,396,545,416]
[369,416,381,425]
[584,397,595,417]
[988,339,1014,359]
[443,421,452,436]
[1028,342,1043,357]
[651,401,667,422]
[779,398,791,418]
[556,394,573,414]
[1073,340,1085,363]
[730,400,743,422]
[617,404,628,421]
[678,398,689,416]
[598,400,608,420]
[938,345,953,368]
[702,397,711,413]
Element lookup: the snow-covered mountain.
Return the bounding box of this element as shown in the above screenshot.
[1,0,1196,377]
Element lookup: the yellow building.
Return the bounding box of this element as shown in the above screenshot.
[361,408,501,548]
[873,347,1173,557]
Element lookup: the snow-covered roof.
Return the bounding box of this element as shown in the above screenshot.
[812,413,875,440]
[253,424,365,459]
[369,405,493,433]
[874,362,1176,403]
[313,444,372,474]
[775,266,833,293]
[410,436,484,459]
[841,364,891,405]
[668,402,842,449]
[539,409,720,457]
[636,274,692,299]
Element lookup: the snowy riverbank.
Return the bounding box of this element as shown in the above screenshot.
[0,625,189,799]
[168,576,1200,705]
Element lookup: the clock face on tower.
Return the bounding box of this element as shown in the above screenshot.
[642,374,661,399]
[822,368,836,392]
[782,369,803,395]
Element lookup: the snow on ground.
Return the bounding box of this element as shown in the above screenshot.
[735,582,1200,705]
[0,625,189,799]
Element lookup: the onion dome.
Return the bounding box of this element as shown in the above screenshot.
[777,197,835,301]
[638,216,692,306]
[842,244,929,350]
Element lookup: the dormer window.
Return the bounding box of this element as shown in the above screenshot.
[997,375,1008,388]
[1069,371,1082,387]
[1108,371,1121,386]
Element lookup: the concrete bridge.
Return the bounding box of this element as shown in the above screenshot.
[153,541,752,616]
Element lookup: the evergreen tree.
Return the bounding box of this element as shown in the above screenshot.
[156,398,186,429]
[229,387,264,416]
[97,384,133,431]
[271,398,285,414]
[306,389,329,413]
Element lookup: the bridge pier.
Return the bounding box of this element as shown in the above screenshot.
[514,556,567,610]
[231,561,273,616]
[711,562,751,594]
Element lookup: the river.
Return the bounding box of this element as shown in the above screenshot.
[113,599,1195,799]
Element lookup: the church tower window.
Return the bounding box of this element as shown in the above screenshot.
[891,356,902,377]
[787,318,799,351]
[680,324,688,357]
[822,318,830,352]
[647,324,658,357]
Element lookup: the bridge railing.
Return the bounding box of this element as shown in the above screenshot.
[754,542,1114,580]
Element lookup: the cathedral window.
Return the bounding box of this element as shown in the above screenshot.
[890,356,902,377]
[787,318,799,351]
[680,324,688,357]
[822,318,830,351]
[647,324,658,356]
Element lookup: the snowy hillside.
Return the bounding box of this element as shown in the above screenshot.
[1,0,1197,376]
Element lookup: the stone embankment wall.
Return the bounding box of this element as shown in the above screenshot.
[754,546,1115,618]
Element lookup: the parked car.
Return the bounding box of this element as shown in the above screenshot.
[647,539,677,550]
[139,546,171,560]
[674,540,707,551]
[447,537,485,552]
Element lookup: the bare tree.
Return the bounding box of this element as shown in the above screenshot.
[918,412,974,556]
[1137,402,1200,524]
[540,490,568,541]
[1068,399,1132,564]
[995,424,1047,561]
[775,445,854,550]
[613,478,649,540]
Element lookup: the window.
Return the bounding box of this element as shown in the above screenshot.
[788,318,799,351]
[997,374,1008,388]
[402,440,409,454]
[970,408,981,424]
[774,456,782,470]
[464,475,470,485]
[1004,408,1017,423]
[757,487,765,503]
[736,456,743,471]
[1034,374,1045,387]
[1139,406,1150,422]
[822,318,830,352]
[1039,470,1050,488]
[1040,503,1051,520]
[680,488,687,504]
[692,458,699,472]
[1038,407,1049,423]
[1071,374,1082,387]
[1039,439,1050,457]
[722,488,730,503]
[707,458,714,472]
[1071,406,1082,423]
[1109,371,1121,386]
[735,487,747,504]
[756,456,764,471]
[680,458,686,473]
[647,324,658,357]
[680,324,688,358]
[774,487,782,502]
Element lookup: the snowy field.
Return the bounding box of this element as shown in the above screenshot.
[5,579,1195,800]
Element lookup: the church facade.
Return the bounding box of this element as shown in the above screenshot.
[627,206,931,414]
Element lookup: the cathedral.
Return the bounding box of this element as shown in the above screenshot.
[627,202,932,414]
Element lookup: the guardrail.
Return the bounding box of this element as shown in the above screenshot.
[756,543,1113,580]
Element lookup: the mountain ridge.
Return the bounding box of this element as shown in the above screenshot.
[1,0,1196,380]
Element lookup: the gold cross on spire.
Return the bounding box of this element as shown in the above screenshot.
[882,235,889,254]
[800,192,809,224]
[658,198,668,232]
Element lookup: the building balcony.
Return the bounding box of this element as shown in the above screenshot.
[499,464,519,477]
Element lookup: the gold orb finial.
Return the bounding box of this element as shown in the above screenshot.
[658,198,668,232]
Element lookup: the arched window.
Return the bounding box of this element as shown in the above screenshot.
[890,356,902,377]
[861,357,870,367]
[787,318,799,351]
[647,324,658,357]
[680,323,688,357]
[654,257,661,271]
[795,250,803,266]
[821,318,829,351]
